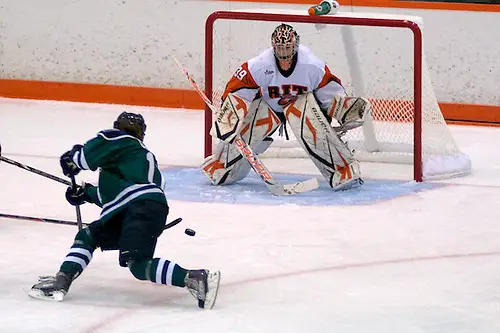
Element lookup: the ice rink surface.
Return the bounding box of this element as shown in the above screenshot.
[1,97,499,333]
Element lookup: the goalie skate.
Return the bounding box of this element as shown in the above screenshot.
[185,269,221,309]
[28,272,72,302]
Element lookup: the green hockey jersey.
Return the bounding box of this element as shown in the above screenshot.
[74,129,167,223]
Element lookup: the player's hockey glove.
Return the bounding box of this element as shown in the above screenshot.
[65,183,92,206]
[60,144,83,177]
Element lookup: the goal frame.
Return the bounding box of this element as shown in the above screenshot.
[204,10,423,181]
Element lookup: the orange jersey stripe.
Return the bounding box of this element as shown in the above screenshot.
[222,62,259,101]
[317,65,342,89]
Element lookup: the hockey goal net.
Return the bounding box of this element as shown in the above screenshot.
[204,9,471,181]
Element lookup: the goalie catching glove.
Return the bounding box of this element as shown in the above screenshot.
[326,95,371,132]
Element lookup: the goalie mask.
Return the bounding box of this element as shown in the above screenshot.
[271,23,300,61]
[113,112,147,141]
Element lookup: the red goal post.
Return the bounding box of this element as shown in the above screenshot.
[204,10,470,182]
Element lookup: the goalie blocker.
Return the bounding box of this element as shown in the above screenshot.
[284,92,370,191]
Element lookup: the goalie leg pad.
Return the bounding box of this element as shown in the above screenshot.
[202,141,249,185]
[284,92,362,191]
[202,137,274,185]
[203,99,280,185]
[326,96,372,131]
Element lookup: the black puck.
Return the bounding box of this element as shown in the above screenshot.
[184,228,196,236]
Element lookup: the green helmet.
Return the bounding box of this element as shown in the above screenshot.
[113,112,147,141]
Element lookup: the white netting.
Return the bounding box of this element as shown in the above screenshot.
[207,10,471,180]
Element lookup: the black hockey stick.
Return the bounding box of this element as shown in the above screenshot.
[70,175,83,231]
[0,145,71,186]
[164,217,183,230]
[0,145,84,229]
[0,212,183,231]
[0,213,87,227]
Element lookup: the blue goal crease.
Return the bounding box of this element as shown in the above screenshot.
[160,167,442,206]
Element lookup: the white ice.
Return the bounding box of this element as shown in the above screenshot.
[1,97,499,333]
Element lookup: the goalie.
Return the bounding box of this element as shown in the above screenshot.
[203,23,372,191]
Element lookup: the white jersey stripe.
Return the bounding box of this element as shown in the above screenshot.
[166,262,176,286]
[64,257,88,270]
[156,258,166,284]
[68,248,93,262]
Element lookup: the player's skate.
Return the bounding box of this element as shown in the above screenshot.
[184,269,221,309]
[331,160,363,191]
[28,271,73,301]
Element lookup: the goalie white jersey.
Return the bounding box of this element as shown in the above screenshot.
[222,45,346,113]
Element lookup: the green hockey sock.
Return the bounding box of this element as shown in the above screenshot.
[59,228,96,278]
[129,258,187,287]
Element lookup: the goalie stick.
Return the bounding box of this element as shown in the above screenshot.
[170,55,319,196]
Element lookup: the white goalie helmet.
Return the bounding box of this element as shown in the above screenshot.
[271,23,300,61]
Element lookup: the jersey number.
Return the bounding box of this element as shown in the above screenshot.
[146,152,155,183]
[234,67,247,81]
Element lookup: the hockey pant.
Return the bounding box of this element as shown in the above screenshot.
[202,98,281,185]
[284,92,362,191]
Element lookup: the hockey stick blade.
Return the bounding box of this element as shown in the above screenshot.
[270,177,320,195]
[164,217,182,230]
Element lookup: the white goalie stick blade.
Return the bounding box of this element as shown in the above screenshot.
[268,177,320,196]
[204,270,221,310]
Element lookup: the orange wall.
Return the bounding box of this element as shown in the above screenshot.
[0,79,201,110]
[1,79,499,126]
